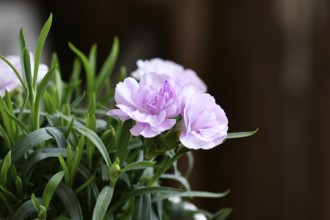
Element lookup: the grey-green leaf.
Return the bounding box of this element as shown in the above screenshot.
[92,186,114,220]
[226,128,258,139]
[42,171,64,209]
[75,126,111,167]
[12,128,54,162]
[56,183,83,220]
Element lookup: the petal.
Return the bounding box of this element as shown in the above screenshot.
[107,109,130,121]
[114,77,139,107]
[130,122,160,138]
[180,132,218,150]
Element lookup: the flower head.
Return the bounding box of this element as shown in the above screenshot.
[108,72,181,138]
[132,58,207,93]
[179,90,228,150]
[0,54,48,96]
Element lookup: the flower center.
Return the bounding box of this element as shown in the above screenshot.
[146,80,176,114]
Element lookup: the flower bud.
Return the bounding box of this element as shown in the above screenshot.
[109,158,121,187]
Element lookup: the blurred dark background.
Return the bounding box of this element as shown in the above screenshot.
[2,0,330,219]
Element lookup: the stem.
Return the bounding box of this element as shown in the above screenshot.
[147,146,189,187]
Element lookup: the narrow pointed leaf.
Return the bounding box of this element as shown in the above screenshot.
[34,66,57,129]
[152,190,230,203]
[12,198,42,219]
[109,186,185,213]
[46,127,68,148]
[33,14,52,87]
[95,37,119,95]
[160,174,190,190]
[56,183,83,220]
[92,186,114,220]
[68,42,94,104]
[22,148,67,180]
[42,171,64,209]
[226,128,258,139]
[0,151,11,185]
[115,120,132,166]
[121,161,156,173]
[12,127,54,162]
[75,126,111,167]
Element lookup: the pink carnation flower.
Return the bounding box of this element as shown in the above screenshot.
[0,54,48,96]
[132,58,207,93]
[179,89,228,150]
[108,72,181,138]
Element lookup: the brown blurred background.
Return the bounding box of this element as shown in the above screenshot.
[2,0,330,219]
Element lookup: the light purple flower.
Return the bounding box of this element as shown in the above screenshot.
[0,54,48,96]
[132,58,207,93]
[108,72,181,138]
[179,90,228,150]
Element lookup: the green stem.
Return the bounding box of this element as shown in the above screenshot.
[147,146,189,187]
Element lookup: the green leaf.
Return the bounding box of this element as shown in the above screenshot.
[42,171,64,209]
[95,37,119,96]
[121,161,156,173]
[23,48,33,94]
[118,66,127,82]
[160,174,191,190]
[12,198,42,219]
[92,186,114,220]
[0,151,11,185]
[56,111,85,128]
[71,136,85,181]
[15,176,23,197]
[0,185,19,202]
[58,154,70,185]
[46,127,68,148]
[75,126,111,167]
[22,148,67,180]
[3,106,30,134]
[34,66,57,129]
[185,151,194,178]
[66,144,73,172]
[115,120,132,166]
[141,193,151,220]
[0,190,13,214]
[152,190,230,203]
[74,176,94,194]
[70,91,86,109]
[68,42,94,105]
[109,186,185,213]
[226,128,258,139]
[148,147,189,186]
[18,29,28,85]
[56,183,83,220]
[31,193,41,213]
[0,125,11,149]
[0,96,15,146]
[63,59,81,103]
[12,127,54,162]
[89,44,97,74]
[33,14,52,88]
[133,195,143,219]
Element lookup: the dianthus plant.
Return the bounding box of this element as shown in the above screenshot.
[0,15,256,220]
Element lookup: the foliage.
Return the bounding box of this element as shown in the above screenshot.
[0,14,256,219]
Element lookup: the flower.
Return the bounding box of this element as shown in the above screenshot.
[132,58,207,93]
[108,72,181,138]
[179,91,228,150]
[0,54,48,96]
